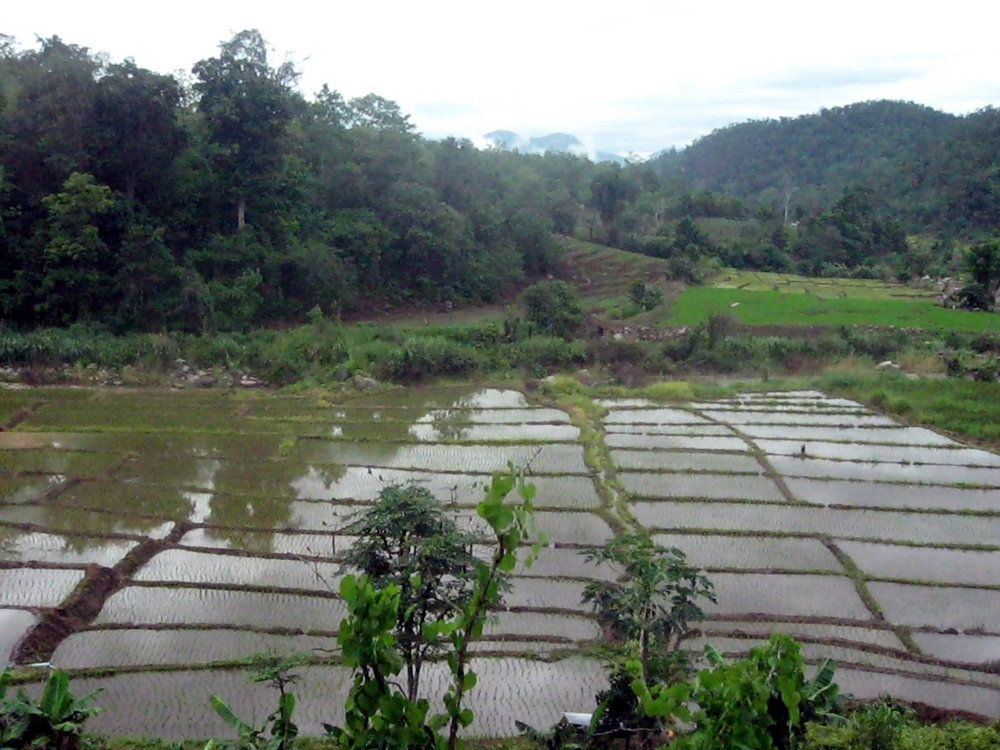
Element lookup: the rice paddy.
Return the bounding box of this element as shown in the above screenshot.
[2,383,1000,737]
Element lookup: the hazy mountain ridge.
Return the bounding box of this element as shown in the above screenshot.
[484,129,624,163]
[647,99,1000,230]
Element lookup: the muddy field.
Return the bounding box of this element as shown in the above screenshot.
[2,385,999,737]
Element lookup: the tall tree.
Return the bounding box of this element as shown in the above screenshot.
[92,60,185,203]
[193,30,296,231]
[35,172,115,324]
[1,36,102,201]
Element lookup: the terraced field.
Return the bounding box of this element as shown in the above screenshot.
[2,385,1000,738]
[669,268,1000,331]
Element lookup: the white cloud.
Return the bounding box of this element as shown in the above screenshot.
[5,0,1000,154]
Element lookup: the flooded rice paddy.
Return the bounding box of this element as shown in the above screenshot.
[2,385,1000,736]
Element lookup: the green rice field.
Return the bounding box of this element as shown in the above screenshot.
[2,384,1000,738]
[668,270,1000,331]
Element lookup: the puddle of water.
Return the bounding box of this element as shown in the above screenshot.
[27,404,254,433]
[485,612,599,641]
[836,669,1000,718]
[705,572,871,620]
[407,423,580,442]
[73,658,606,740]
[651,533,842,572]
[96,585,348,630]
[504,578,590,612]
[0,567,84,607]
[604,424,738,437]
[293,443,588,475]
[491,546,615,580]
[611,450,764,474]
[0,432,280,460]
[692,402,865,415]
[535,511,613,547]
[54,629,336,669]
[620,473,784,502]
[0,532,138,567]
[755,439,1000,467]
[532,512,613,546]
[291,467,601,510]
[737,390,829,400]
[789,642,993,686]
[348,387,531,411]
[0,503,173,538]
[293,466,485,502]
[302,408,570,431]
[0,449,118,476]
[111,455,225,490]
[840,541,1000,586]
[868,582,1000,630]
[912,633,1000,665]
[632,500,1000,546]
[770,455,1000,487]
[698,620,906,651]
[700,410,897,427]
[604,408,711,425]
[785,477,1000,512]
[738,424,958,446]
[53,480,200,520]
[1,609,35,666]
[134,549,341,592]
[606,434,749,452]
[720,400,865,411]
[178,528,339,557]
[1,474,66,504]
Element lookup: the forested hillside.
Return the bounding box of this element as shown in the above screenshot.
[0,31,583,332]
[652,100,1000,234]
[2,31,999,335]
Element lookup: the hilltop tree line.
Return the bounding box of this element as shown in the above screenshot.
[0,31,580,331]
[1,32,998,333]
[652,99,1000,236]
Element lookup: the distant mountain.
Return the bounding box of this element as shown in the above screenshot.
[647,99,1000,231]
[484,130,624,163]
[649,101,960,221]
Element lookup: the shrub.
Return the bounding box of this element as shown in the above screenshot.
[627,280,664,312]
[521,281,585,339]
[363,336,481,382]
[641,381,696,401]
[514,335,587,370]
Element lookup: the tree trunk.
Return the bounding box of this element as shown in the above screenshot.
[237,195,246,231]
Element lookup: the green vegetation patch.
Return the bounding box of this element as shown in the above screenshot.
[669,285,1000,331]
[713,269,937,301]
[815,373,1000,446]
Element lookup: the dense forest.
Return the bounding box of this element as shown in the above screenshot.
[1,31,998,333]
[652,100,1000,234]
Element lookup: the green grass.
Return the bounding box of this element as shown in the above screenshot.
[668,286,1000,331]
[814,373,1000,447]
[712,269,937,300]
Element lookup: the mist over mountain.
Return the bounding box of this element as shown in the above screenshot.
[484,130,624,163]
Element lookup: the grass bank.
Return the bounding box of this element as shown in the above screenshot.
[814,372,1000,447]
[668,286,1000,331]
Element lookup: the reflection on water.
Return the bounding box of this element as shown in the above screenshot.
[0,531,140,566]
[1,609,36,667]
[1,388,573,559]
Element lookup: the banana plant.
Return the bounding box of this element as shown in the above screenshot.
[0,669,101,750]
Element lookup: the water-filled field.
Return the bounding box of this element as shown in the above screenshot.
[2,385,1000,737]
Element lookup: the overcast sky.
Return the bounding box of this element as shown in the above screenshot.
[5,0,1000,156]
